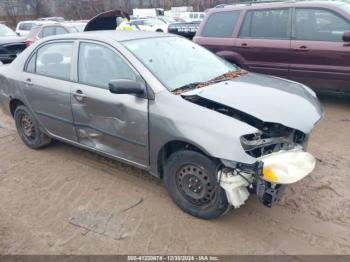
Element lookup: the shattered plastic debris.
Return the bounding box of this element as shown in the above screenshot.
[172,69,248,95]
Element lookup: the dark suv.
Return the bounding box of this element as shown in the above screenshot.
[194,1,350,93]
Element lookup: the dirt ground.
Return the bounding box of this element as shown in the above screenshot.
[0,95,349,255]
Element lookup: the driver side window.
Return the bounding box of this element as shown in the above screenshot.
[78,42,137,89]
[295,8,350,42]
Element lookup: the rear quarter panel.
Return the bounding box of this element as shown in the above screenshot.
[0,43,38,116]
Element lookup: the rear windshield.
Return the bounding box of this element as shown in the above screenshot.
[19,23,34,31]
[202,11,240,37]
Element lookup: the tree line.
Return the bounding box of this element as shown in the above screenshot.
[1,0,243,27]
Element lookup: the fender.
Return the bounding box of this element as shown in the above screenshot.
[148,90,259,177]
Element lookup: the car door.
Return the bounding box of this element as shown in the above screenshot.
[235,8,292,77]
[290,7,350,91]
[22,41,77,141]
[70,41,149,167]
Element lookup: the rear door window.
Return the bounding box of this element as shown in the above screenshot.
[202,11,240,38]
[240,8,290,39]
[295,8,350,42]
[36,42,73,80]
[26,53,36,73]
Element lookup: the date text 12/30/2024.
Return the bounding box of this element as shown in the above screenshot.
[127,256,220,261]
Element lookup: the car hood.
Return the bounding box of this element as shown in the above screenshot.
[182,73,323,134]
[0,36,25,45]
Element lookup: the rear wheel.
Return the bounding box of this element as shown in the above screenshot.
[164,150,230,219]
[14,105,51,149]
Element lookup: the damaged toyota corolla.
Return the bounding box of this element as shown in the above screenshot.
[0,31,323,219]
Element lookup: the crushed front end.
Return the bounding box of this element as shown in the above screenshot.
[218,123,316,209]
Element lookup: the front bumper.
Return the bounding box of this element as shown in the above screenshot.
[219,148,316,209]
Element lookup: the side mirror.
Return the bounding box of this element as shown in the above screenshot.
[343,31,350,42]
[109,79,145,95]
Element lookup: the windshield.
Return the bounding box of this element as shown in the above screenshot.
[123,37,238,91]
[0,24,16,36]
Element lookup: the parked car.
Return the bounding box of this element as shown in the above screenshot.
[168,21,201,39]
[25,22,87,47]
[0,31,322,219]
[15,20,55,37]
[194,1,350,93]
[0,24,25,63]
[129,18,168,32]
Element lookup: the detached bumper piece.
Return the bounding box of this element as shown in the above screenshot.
[254,177,286,208]
[262,186,285,207]
[219,147,316,209]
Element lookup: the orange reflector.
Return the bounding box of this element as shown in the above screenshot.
[263,167,278,183]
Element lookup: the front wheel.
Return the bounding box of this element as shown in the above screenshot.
[14,105,51,149]
[164,150,230,219]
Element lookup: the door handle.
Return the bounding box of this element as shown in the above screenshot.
[240,43,248,47]
[73,90,87,102]
[293,45,309,52]
[24,78,33,87]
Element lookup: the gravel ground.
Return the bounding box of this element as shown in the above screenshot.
[0,95,349,255]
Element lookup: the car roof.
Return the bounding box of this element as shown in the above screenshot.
[43,30,173,42]
[212,0,348,11]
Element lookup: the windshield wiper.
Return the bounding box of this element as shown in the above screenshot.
[172,69,248,95]
[172,82,205,95]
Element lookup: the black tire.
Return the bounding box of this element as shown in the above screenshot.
[14,105,51,149]
[164,150,230,219]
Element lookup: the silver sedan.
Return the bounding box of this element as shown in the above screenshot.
[0,31,322,219]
